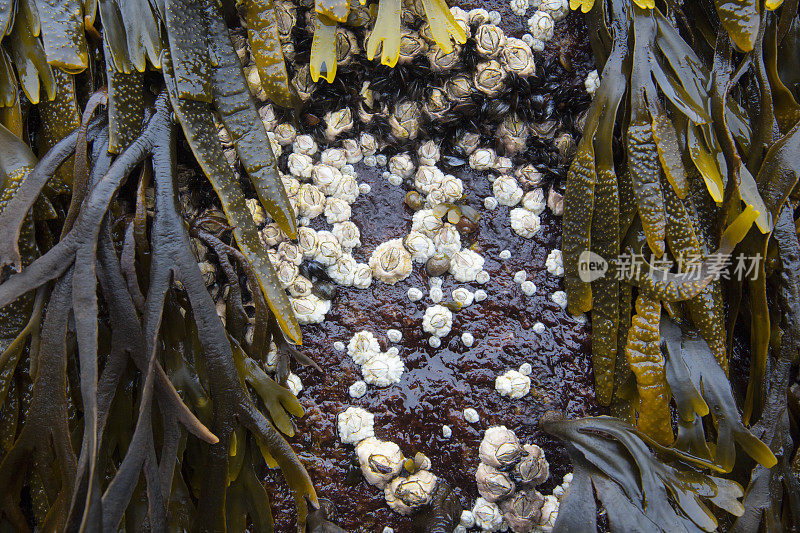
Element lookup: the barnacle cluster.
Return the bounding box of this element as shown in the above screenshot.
[464,426,566,532]
[337,405,442,516]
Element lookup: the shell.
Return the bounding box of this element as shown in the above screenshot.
[369,239,413,284]
[479,426,523,468]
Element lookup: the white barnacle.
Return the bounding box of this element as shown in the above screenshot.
[519,363,533,376]
[245,198,266,226]
[328,254,358,286]
[480,426,523,468]
[288,275,313,298]
[327,173,360,203]
[376,153,388,166]
[584,69,600,95]
[510,0,529,16]
[484,196,499,210]
[551,290,568,309]
[352,263,373,289]
[320,147,348,169]
[474,60,507,97]
[460,509,476,528]
[337,406,375,444]
[278,241,303,266]
[453,287,474,307]
[428,336,441,348]
[394,470,438,509]
[474,289,488,302]
[533,322,545,333]
[472,497,504,532]
[359,132,378,156]
[276,260,299,288]
[324,107,354,141]
[384,477,413,515]
[291,294,331,325]
[493,175,523,206]
[289,153,315,180]
[356,437,405,488]
[274,123,297,145]
[514,443,550,486]
[324,197,352,224]
[476,462,516,502]
[297,183,325,219]
[464,407,480,423]
[514,270,527,283]
[456,131,481,155]
[500,490,546,533]
[468,7,491,25]
[546,249,564,276]
[499,250,512,260]
[528,11,555,42]
[348,330,380,365]
[522,188,546,214]
[369,239,413,284]
[469,148,497,171]
[389,153,415,178]
[362,351,404,386]
[520,280,536,295]
[260,223,286,247]
[495,369,532,399]
[462,332,475,347]
[349,380,367,398]
[539,0,569,20]
[439,175,464,204]
[333,221,361,250]
[403,231,437,263]
[422,304,453,338]
[500,37,534,77]
[476,270,491,284]
[449,249,485,282]
[474,23,506,58]
[388,173,403,186]
[297,226,319,259]
[281,175,302,197]
[267,131,282,157]
[548,187,564,215]
[433,223,461,258]
[516,163,544,188]
[510,208,541,238]
[494,156,514,175]
[292,134,318,156]
[387,329,402,343]
[407,287,424,302]
[442,425,452,438]
[343,138,363,163]
[312,163,343,193]
[538,495,559,532]
[258,104,278,131]
[286,373,303,396]
[315,231,343,266]
[429,286,444,304]
[414,165,446,194]
[418,140,441,166]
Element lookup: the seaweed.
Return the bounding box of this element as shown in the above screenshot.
[544,414,747,533]
[560,0,800,527]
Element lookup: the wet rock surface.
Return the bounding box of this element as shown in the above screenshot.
[264,161,602,531]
